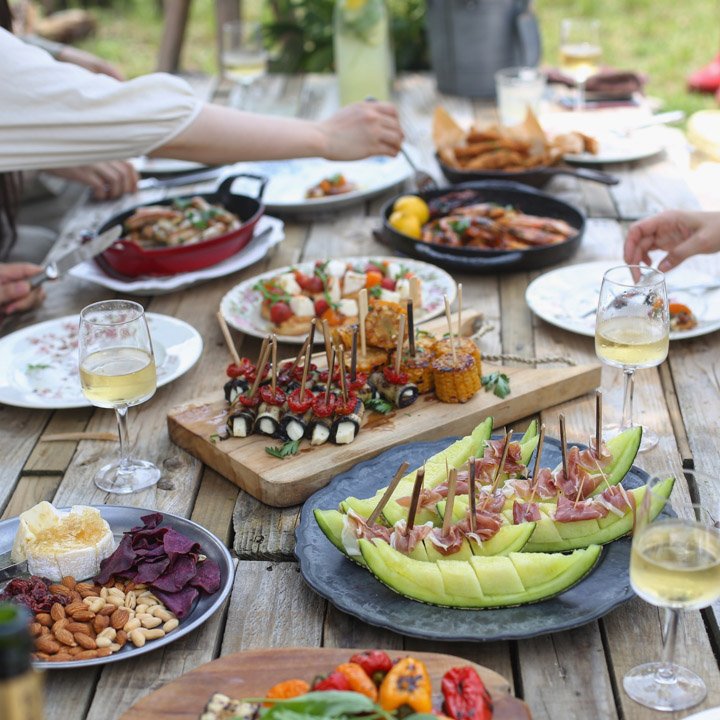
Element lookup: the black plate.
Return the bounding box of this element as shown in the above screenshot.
[296,434,663,642]
[380,181,585,274]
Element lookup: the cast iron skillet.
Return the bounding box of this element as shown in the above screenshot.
[96,173,268,277]
[379,180,585,274]
[437,153,619,189]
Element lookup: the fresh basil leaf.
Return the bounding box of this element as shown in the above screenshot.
[368,285,382,299]
[365,397,393,414]
[265,439,301,459]
[481,371,511,399]
[259,691,377,718]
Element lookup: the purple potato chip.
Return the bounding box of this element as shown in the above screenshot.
[96,535,136,585]
[151,586,199,619]
[162,527,200,557]
[189,558,222,594]
[151,554,197,593]
[134,557,171,584]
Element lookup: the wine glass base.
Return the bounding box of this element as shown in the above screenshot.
[94,459,161,495]
[603,423,658,452]
[623,662,706,711]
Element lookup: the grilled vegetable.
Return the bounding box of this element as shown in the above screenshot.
[378,657,432,713]
[369,369,419,409]
[330,396,364,445]
[432,352,481,403]
[223,377,248,403]
[309,395,336,446]
[254,402,283,437]
[434,337,482,378]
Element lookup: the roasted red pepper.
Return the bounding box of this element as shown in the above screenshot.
[292,363,317,383]
[348,650,393,685]
[347,372,368,392]
[287,388,315,414]
[312,670,351,692]
[383,366,408,386]
[319,368,341,384]
[238,394,261,408]
[441,666,493,720]
[313,394,337,418]
[259,385,286,406]
[226,358,255,378]
[335,393,358,416]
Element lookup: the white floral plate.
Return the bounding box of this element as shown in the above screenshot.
[227,153,414,215]
[220,256,457,344]
[525,260,720,341]
[0,314,203,409]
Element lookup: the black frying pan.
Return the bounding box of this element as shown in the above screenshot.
[437,154,619,189]
[380,181,586,274]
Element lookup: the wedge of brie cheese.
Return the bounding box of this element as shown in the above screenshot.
[11,502,115,581]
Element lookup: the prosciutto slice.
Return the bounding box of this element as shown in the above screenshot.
[598,484,635,515]
[508,468,558,502]
[458,509,503,543]
[475,490,506,514]
[341,509,392,556]
[390,520,433,554]
[513,500,541,524]
[396,487,444,512]
[427,525,466,556]
[554,494,609,522]
[556,446,605,500]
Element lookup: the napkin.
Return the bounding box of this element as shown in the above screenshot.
[69,215,284,295]
[546,67,648,98]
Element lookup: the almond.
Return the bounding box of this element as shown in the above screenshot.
[110,608,130,630]
[36,613,52,627]
[69,590,82,604]
[54,628,77,647]
[48,584,71,597]
[36,636,60,654]
[50,603,66,622]
[67,646,82,656]
[72,610,95,622]
[99,603,117,617]
[39,626,50,636]
[75,582,97,598]
[67,622,93,635]
[93,615,109,633]
[61,576,77,590]
[65,601,87,617]
[29,623,42,638]
[49,652,73,662]
[34,652,52,661]
[115,630,128,648]
[74,632,97,650]
[75,649,100,660]
[97,647,112,658]
[51,619,68,635]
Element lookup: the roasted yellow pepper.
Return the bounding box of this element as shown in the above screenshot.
[378,656,432,713]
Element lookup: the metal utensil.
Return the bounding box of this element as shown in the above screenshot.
[136,166,228,191]
[400,146,438,191]
[28,225,122,288]
[612,110,686,137]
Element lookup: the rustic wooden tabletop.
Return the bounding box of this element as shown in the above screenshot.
[1,74,719,720]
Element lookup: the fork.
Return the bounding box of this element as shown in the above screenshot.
[400,146,438,192]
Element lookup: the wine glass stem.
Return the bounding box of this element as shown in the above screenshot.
[620,368,635,431]
[115,404,132,472]
[658,607,680,683]
[577,80,586,111]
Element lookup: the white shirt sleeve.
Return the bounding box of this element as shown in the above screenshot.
[0,28,204,172]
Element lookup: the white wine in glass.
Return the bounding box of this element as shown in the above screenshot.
[624,470,720,711]
[221,20,268,109]
[79,300,160,494]
[595,265,669,452]
[559,18,601,110]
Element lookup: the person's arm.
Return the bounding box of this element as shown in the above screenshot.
[155,101,403,163]
[624,210,720,272]
[47,161,139,200]
[0,263,45,315]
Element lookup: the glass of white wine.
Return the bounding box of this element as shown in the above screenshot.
[595,265,669,452]
[559,18,601,110]
[624,470,720,711]
[78,300,160,494]
[221,20,268,109]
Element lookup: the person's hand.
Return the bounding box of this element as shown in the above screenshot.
[0,263,46,315]
[624,210,720,273]
[56,46,125,81]
[318,101,404,160]
[47,161,139,201]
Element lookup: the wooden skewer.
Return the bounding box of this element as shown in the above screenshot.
[410,276,421,307]
[443,295,457,365]
[595,389,603,457]
[321,319,333,369]
[394,315,406,375]
[270,335,278,393]
[338,345,348,402]
[358,288,368,359]
[367,461,410,526]
[457,282,463,337]
[324,346,336,403]
[216,311,241,366]
[559,413,568,480]
[406,466,426,532]
[490,430,513,494]
[526,424,546,507]
[442,468,458,537]
[350,326,358,382]
[468,456,477,534]
[407,299,416,357]
[299,342,312,403]
[286,319,316,379]
[247,338,271,399]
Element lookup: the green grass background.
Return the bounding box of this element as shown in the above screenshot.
[75,0,720,116]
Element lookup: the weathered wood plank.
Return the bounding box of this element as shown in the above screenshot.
[1,475,62,518]
[233,497,299,560]
[191,468,239,546]
[24,407,94,474]
[323,605,405,651]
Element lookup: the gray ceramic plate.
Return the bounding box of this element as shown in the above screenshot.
[296,434,658,642]
[0,506,234,669]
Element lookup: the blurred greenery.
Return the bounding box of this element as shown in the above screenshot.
[73,0,720,116]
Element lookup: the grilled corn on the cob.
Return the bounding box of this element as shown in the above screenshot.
[434,337,482,378]
[432,352,481,403]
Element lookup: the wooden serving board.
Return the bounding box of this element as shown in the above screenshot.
[121,646,532,719]
[167,311,601,507]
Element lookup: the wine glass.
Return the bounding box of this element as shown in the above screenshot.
[595,265,669,452]
[624,470,720,711]
[559,18,602,110]
[78,300,160,494]
[221,20,268,109]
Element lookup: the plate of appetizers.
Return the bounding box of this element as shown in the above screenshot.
[219,256,456,343]
[296,417,674,641]
[121,647,532,719]
[0,503,234,669]
[0,313,203,409]
[525,260,720,341]
[227,153,414,215]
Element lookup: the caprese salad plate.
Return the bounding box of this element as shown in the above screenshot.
[220,256,457,344]
[0,314,203,409]
[296,433,662,642]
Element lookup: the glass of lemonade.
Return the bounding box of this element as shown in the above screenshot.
[595,265,669,452]
[625,471,720,711]
[79,300,160,494]
[559,18,601,110]
[221,20,268,109]
[494,67,546,127]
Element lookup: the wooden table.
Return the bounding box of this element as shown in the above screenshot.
[2,74,719,720]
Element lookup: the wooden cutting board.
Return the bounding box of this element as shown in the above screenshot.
[121,646,532,719]
[167,311,601,507]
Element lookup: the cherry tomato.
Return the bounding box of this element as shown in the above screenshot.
[314,298,329,316]
[365,270,383,288]
[348,372,368,392]
[287,388,315,414]
[239,394,261,408]
[365,263,384,275]
[292,362,317,383]
[259,385,286,406]
[380,277,396,291]
[226,358,254,378]
[335,393,358,416]
[270,301,293,325]
[296,272,324,294]
[383,366,408,385]
[313,394,337,418]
